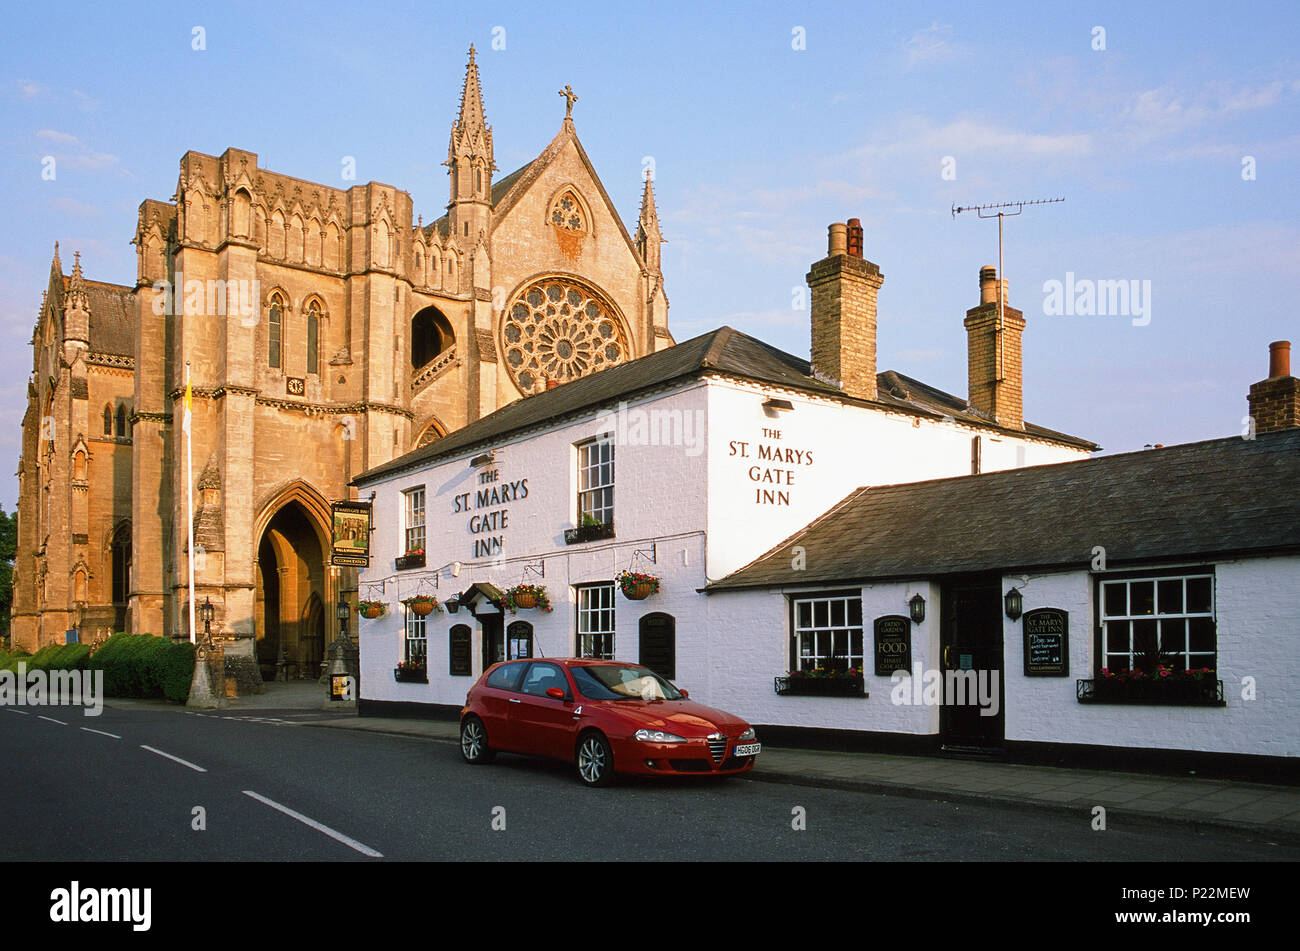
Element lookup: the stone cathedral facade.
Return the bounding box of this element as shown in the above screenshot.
[13,48,672,678]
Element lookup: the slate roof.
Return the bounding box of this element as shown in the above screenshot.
[707,429,1300,591]
[59,275,134,357]
[354,326,1096,486]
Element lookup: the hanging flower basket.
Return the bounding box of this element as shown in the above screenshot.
[503,584,552,614]
[357,599,387,619]
[616,571,660,601]
[402,595,440,617]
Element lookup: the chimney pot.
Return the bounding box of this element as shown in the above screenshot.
[979,266,1007,304]
[828,222,848,257]
[846,218,864,258]
[1269,340,1292,378]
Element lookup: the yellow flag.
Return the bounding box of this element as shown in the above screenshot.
[182,380,192,434]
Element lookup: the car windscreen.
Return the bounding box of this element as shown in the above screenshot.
[570,665,683,701]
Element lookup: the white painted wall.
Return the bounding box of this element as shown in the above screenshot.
[360,383,713,706]
[704,379,1088,579]
[1005,559,1300,757]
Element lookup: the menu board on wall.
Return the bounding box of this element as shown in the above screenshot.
[873,615,912,676]
[1023,608,1069,676]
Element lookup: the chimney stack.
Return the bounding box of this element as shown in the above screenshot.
[964,265,1026,429]
[807,219,884,400]
[1247,340,1299,433]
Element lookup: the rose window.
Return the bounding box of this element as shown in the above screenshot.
[501,279,629,395]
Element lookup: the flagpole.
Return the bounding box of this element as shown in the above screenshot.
[185,361,196,645]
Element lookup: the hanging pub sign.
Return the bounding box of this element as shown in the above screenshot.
[330,500,372,567]
[1023,608,1069,676]
[873,615,912,676]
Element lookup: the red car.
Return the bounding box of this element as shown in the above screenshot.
[459,658,761,786]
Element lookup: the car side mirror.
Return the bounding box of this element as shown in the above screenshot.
[546,686,567,701]
[679,688,689,698]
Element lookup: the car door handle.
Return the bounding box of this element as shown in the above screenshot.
[508,698,521,703]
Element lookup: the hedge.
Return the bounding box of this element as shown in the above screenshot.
[0,650,32,673]
[88,634,196,704]
[25,643,92,672]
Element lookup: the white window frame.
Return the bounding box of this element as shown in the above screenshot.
[404,607,427,667]
[403,486,426,555]
[1099,571,1216,673]
[577,582,616,659]
[577,437,614,526]
[792,593,865,673]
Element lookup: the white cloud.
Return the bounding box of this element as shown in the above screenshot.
[16,79,47,100]
[903,23,964,68]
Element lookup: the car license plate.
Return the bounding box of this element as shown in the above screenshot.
[733,743,760,756]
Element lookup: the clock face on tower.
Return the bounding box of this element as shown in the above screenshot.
[500,277,629,395]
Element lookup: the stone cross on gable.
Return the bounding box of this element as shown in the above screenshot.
[558,84,578,118]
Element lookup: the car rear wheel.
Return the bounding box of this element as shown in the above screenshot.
[460,716,495,764]
[576,731,614,787]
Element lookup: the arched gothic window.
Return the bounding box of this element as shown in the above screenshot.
[306,300,321,375]
[115,404,127,438]
[269,294,284,368]
[102,405,113,436]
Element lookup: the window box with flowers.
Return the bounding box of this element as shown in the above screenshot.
[774,667,867,698]
[615,570,660,601]
[564,513,616,545]
[357,599,388,620]
[402,594,441,617]
[394,660,428,684]
[395,548,426,571]
[503,584,552,613]
[1077,666,1224,706]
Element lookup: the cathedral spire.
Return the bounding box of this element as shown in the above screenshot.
[445,45,495,241]
[635,174,663,272]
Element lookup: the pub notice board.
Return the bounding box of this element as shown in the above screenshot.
[1022,607,1068,676]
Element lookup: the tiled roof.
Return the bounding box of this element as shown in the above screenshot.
[63,276,134,357]
[354,326,1096,485]
[707,429,1300,590]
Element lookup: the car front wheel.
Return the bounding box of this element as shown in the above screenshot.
[576,732,614,787]
[460,716,495,764]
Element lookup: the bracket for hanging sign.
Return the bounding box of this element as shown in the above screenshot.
[633,543,657,566]
[522,559,545,580]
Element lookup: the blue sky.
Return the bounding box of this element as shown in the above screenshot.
[2,0,1297,506]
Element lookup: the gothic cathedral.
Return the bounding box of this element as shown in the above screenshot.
[12,47,671,683]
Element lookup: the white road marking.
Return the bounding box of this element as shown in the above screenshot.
[242,790,383,858]
[7,709,29,715]
[81,727,121,739]
[140,744,207,772]
[38,715,67,725]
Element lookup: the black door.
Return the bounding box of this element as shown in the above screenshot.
[481,614,504,670]
[939,575,1005,749]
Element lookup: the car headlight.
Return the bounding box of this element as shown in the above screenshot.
[634,729,686,744]
[739,727,756,742]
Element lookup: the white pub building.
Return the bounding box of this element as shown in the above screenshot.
[354,223,1299,776]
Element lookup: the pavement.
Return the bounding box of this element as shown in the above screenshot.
[109,681,1300,844]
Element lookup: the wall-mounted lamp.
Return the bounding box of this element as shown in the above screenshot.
[469,451,494,468]
[908,593,926,624]
[1004,587,1023,621]
[446,595,460,614]
[762,398,794,413]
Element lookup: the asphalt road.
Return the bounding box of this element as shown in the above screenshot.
[3,703,1296,862]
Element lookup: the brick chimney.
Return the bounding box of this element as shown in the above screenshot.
[964,265,1025,429]
[1247,340,1299,433]
[807,218,883,400]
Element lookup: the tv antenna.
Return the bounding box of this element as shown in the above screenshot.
[952,197,1064,387]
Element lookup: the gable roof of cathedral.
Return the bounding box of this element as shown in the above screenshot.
[424,121,644,266]
[354,326,1097,485]
[707,428,1300,591]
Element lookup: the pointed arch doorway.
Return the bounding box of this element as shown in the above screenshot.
[254,492,331,681]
